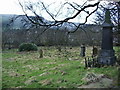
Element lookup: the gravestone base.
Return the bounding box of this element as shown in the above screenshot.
[98,50,116,65]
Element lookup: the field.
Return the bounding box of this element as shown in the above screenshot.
[2,46,120,88]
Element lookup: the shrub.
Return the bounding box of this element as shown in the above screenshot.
[19,43,38,52]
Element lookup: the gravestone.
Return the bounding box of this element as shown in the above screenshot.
[98,9,116,65]
[80,44,86,57]
[39,49,43,58]
[92,46,98,57]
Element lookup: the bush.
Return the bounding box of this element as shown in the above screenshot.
[19,43,38,52]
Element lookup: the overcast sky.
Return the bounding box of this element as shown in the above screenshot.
[0,0,23,15]
[0,0,99,15]
[0,0,106,23]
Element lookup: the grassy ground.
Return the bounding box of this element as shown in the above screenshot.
[2,46,119,88]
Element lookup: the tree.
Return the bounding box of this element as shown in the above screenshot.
[16,0,102,48]
[18,0,100,33]
[93,1,120,45]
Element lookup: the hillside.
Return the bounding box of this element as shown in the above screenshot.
[1,14,101,31]
[1,14,30,30]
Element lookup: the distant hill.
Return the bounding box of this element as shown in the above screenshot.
[1,14,32,30]
[0,14,101,32]
[0,14,77,30]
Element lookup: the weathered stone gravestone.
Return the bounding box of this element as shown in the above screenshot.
[39,49,43,58]
[92,46,98,57]
[80,44,86,57]
[98,9,116,65]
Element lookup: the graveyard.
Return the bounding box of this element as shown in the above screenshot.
[2,46,120,88]
[1,0,120,89]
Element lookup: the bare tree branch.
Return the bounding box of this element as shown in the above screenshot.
[18,0,100,28]
[40,2,56,21]
[68,2,99,33]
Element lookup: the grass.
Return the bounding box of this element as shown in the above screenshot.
[2,46,120,88]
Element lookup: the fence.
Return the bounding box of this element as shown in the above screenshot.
[84,56,100,68]
[84,55,120,68]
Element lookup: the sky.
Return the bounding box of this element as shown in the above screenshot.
[0,0,119,15]
[0,0,99,14]
[0,0,115,23]
[0,0,24,15]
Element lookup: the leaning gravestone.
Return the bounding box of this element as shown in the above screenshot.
[39,49,43,58]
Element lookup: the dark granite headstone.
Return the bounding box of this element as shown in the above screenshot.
[80,44,86,57]
[98,9,116,65]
